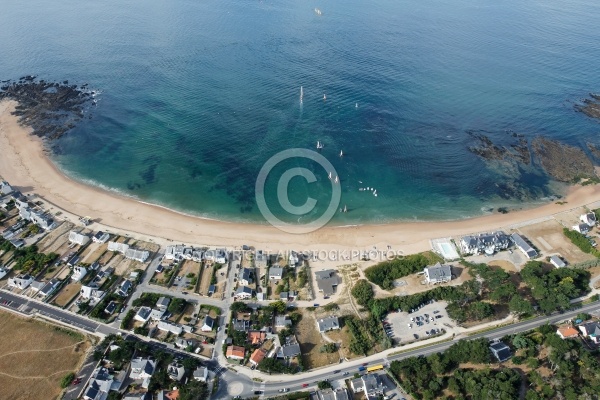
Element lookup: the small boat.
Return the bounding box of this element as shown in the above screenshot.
[314,8,322,15]
[328,171,332,179]
[317,140,324,150]
[373,189,377,196]
[343,205,347,213]
[339,150,343,157]
[355,102,358,108]
[300,86,303,103]
[334,176,339,183]
[323,94,326,100]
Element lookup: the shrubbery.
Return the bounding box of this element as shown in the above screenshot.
[365,253,438,290]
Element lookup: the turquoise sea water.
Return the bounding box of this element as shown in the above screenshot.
[1,0,600,224]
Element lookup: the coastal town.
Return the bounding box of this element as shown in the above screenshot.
[2,176,600,400]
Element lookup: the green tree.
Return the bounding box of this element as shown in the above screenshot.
[317,381,332,390]
[351,279,374,306]
[60,372,75,388]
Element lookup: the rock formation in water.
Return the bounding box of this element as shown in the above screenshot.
[0,77,95,140]
[575,93,600,119]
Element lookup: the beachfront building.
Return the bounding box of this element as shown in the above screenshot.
[315,270,341,297]
[573,223,591,234]
[92,231,110,244]
[289,250,301,267]
[510,233,538,259]
[317,316,340,333]
[581,212,597,226]
[549,255,566,268]
[69,230,90,246]
[255,250,268,268]
[108,241,130,254]
[165,245,184,261]
[18,206,56,230]
[423,262,452,284]
[125,248,150,262]
[460,231,510,255]
[0,181,14,195]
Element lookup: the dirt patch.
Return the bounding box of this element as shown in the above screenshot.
[35,222,73,254]
[80,242,108,264]
[296,309,340,369]
[518,219,595,264]
[488,260,518,273]
[199,263,214,295]
[53,282,81,307]
[326,326,358,360]
[0,311,91,400]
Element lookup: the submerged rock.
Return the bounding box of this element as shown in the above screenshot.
[0,78,95,140]
[575,93,600,119]
[531,137,596,183]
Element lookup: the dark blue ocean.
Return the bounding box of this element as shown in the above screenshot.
[1,0,599,224]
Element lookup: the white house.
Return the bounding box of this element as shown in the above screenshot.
[164,245,185,260]
[581,212,597,226]
[167,362,186,382]
[460,232,510,255]
[124,248,149,263]
[275,316,292,328]
[573,223,591,234]
[80,284,105,302]
[157,321,183,335]
[235,286,253,299]
[72,266,88,282]
[134,307,152,323]
[423,263,452,284]
[0,181,13,195]
[39,279,61,297]
[0,266,10,280]
[8,274,33,290]
[579,322,600,344]
[69,231,90,246]
[107,241,130,254]
[156,296,170,311]
[255,250,267,268]
[129,358,156,389]
[201,315,215,332]
[289,250,300,267]
[149,308,166,321]
[269,267,284,282]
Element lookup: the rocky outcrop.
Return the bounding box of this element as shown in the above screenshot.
[0,77,96,140]
[530,137,596,182]
[575,94,600,119]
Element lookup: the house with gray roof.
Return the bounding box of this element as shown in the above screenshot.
[315,270,341,296]
[269,267,284,282]
[423,262,452,284]
[39,279,61,297]
[69,230,90,246]
[489,341,512,362]
[201,315,215,332]
[167,362,186,382]
[549,255,566,268]
[193,366,208,382]
[579,321,600,344]
[277,336,301,359]
[8,274,33,290]
[275,315,292,328]
[317,316,340,333]
[134,307,152,322]
[240,267,254,285]
[460,231,510,255]
[511,233,538,259]
[235,285,253,299]
[156,296,170,311]
[92,231,110,243]
[129,358,155,389]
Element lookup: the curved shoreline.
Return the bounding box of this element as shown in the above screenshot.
[2,99,600,253]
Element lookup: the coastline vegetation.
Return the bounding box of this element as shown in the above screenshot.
[364,252,442,290]
[563,228,600,257]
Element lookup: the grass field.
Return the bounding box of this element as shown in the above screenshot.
[0,311,91,400]
[53,282,81,307]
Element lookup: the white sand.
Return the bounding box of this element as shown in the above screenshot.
[2,100,600,255]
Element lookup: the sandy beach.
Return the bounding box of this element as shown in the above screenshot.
[2,99,600,256]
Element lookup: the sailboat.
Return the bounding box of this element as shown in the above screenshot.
[300,86,304,104]
[343,205,347,213]
[317,140,324,150]
[339,150,343,157]
[328,171,332,180]
[323,94,326,100]
[334,176,339,183]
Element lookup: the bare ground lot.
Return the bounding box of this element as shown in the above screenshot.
[175,260,201,292]
[35,222,73,253]
[296,309,340,369]
[198,263,214,295]
[518,219,595,264]
[80,242,108,264]
[0,311,91,400]
[53,282,81,307]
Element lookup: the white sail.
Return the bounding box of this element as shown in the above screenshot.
[300,86,304,103]
[340,150,343,157]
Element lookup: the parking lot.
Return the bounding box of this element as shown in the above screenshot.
[384,300,452,343]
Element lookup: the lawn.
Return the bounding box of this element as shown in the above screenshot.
[0,311,92,400]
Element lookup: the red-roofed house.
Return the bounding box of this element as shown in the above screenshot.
[248,331,267,345]
[250,348,268,366]
[226,345,246,360]
[556,326,579,339]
